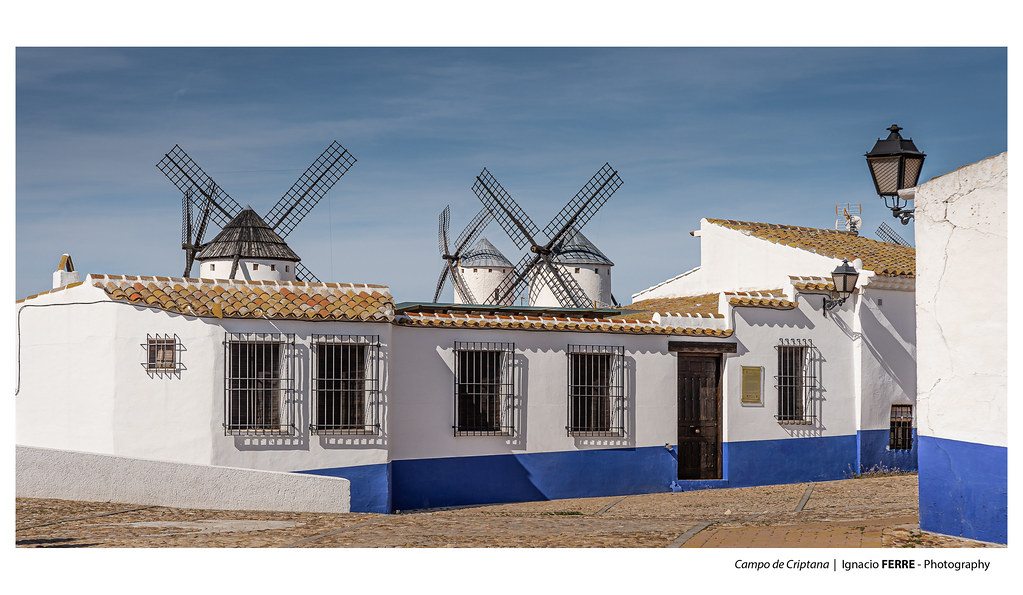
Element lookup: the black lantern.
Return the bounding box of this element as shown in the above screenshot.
[823,259,859,317]
[865,124,925,224]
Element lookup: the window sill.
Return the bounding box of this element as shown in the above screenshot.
[453,430,513,437]
[776,419,813,425]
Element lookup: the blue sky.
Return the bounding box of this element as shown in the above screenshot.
[15,47,1007,302]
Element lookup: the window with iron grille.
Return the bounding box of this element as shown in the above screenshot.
[224,333,295,436]
[311,335,380,435]
[142,334,181,373]
[567,345,625,436]
[453,342,515,436]
[890,404,913,450]
[775,338,816,424]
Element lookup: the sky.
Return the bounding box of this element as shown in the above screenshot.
[14,47,1008,302]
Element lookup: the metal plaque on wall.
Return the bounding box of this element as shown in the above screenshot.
[741,366,762,404]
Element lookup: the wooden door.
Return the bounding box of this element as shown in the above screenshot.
[677,355,721,480]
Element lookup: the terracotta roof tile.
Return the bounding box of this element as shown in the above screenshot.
[394,312,733,337]
[623,293,721,321]
[707,219,915,277]
[91,275,394,322]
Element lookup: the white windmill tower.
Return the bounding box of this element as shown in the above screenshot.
[529,227,614,308]
[457,237,515,305]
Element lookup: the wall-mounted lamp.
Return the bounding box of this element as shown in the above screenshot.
[865,124,926,225]
[823,259,859,317]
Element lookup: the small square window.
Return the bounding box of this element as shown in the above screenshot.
[210,264,215,271]
[142,334,181,373]
[575,268,581,273]
[271,264,276,271]
[890,404,913,450]
[253,264,259,270]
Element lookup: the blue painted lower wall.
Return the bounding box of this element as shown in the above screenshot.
[296,463,391,513]
[295,434,894,513]
[391,446,675,511]
[857,428,918,473]
[918,435,1007,544]
[725,434,858,487]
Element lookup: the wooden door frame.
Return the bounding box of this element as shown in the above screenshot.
[676,352,723,480]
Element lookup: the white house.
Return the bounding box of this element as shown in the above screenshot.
[633,218,918,485]
[911,152,1007,544]
[16,207,919,514]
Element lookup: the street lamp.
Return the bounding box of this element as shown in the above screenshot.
[823,259,859,317]
[865,124,926,225]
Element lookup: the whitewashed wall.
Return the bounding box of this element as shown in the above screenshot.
[388,325,694,461]
[914,152,1007,447]
[16,281,392,474]
[856,285,917,430]
[722,295,860,443]
[17,445,351,513]
[633,221,857,301]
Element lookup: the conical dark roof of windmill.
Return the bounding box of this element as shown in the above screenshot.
[196,207,301,262]
[551,227,613,265]
[460,237,513,268]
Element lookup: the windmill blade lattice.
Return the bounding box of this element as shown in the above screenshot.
[159,145,245,276]
[542,163,622,246]
[294,262,320,283]
[264,141,357,239]
[157,145,244,228]
[472,168,541,250]
[438,205,451,256]
[876,221,911,247]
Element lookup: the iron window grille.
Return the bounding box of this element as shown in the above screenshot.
[141,334,182,373]
[566,345,625,436]
[890,404,913,450]
[453,341,515,436]
[774,338,818,424]
[310,335,381,435]
[224,332,296,436]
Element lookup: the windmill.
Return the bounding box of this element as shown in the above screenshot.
[156,141,356,281]
[471,163,622,308]
[433,205,493,303]
[876,221,911,246]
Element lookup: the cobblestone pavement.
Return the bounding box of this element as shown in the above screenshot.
[14,475,1002,548]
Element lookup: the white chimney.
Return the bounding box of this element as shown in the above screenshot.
[52,253,79,289]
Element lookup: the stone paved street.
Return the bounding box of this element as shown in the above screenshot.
[14,474,1001,548]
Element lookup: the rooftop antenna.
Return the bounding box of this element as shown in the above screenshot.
[835,203,862,234]
[472,163,622,308]
[157,141,356,281]
[876,221,911,246]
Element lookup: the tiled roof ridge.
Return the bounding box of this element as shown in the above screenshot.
[395,311,733,337]
[707,218,859,235]
[91,274,394,322]
[707,218,915,278]
[728,296,799,310]
[87,273,388,290]
[723,288,785,298]
[16,280,86,303]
